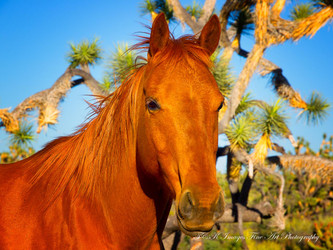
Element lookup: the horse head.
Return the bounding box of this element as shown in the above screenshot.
[137,13,225,236]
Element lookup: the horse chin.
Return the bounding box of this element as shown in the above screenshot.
[176,212,214,237]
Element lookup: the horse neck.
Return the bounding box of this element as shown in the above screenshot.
[98,146,172,245]
[77,126,171,247]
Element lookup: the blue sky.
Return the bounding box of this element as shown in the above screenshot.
[0,0,332,171]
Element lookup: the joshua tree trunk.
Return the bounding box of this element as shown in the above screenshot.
[219,44,265,133]
[80,63,90,73]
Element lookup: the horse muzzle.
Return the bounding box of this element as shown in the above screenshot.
[176,189,224,236]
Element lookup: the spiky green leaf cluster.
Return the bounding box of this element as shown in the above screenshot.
[67,39,102,68]
[256,99,289,138]
[99,75,114,93]
[141,0,174,22]
[106,43,142,84]
[229,7,254,36]
[186,1,203,20]
[156,0,174,22]
[235,93,258,116]
[140,0,157,15]
[10,122,35,148]
[226,113,257,149]
[290,3,315,21]
[300,92,330,125]
[211,49,234,97]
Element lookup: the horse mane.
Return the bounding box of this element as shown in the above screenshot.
[24,30,214,206]
[26,67,145,204]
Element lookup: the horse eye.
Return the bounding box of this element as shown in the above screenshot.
[217,101,224,112]
[146,98,160,112]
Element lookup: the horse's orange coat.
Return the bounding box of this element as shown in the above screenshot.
[0,14,224,249]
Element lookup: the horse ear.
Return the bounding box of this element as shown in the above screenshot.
[199,15,221,56]
[148,13,170,58]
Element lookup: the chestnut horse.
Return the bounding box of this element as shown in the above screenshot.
[0,14,224,249]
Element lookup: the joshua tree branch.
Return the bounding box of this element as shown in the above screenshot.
[0,67,106,133]
[218,0,232,47]
[198,0,217,26]
[220,147,333,182]
[219,44,266,134]
[71,78,85,87]
[224,41,308,115]
[6,69,73,121]
[267,154,333,182]
[169,0,202,33]
[239,174,254,206]
[271,143,286,154]
[219,202,275,223]
[169,0,237,35]
[216,146,231,158]
[71,68,107,97]
[271,0,287,18]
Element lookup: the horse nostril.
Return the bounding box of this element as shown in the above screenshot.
[179,190,195,220]
[187,191,194,207]
[213,192,225,220]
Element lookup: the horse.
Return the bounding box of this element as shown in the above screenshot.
[0,13,224,249]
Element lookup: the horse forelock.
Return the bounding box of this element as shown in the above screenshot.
[133,32,213,70]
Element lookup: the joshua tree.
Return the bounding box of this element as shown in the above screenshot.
[0,39,105,134]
